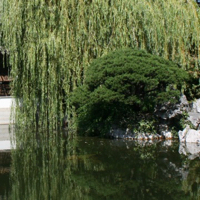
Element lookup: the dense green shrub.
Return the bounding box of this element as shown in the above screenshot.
[71,48,189,136]
[184,74,200,101]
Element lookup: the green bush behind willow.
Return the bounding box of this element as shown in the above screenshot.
[0,0,200,135]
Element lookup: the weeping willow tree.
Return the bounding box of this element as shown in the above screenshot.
[0,0,200,138]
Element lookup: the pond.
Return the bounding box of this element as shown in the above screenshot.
[0,135,200,200]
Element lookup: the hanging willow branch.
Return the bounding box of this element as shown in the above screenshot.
[0,0,200,138]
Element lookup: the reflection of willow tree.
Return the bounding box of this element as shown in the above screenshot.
[10,133,199,200]
[10,131,86,200]
[0,0,200,134]
[10,130,110,200]
[0,151,11,200]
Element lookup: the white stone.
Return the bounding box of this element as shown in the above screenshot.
[162,131,173,139]
[186,143,200,155]
[148,135,153,140]
[188,112,200,127]
[137,133,144,140]
[178,125,190,143]
[180,95,189,106]
[190,99,200,113]
[197,99,200,113]
[185,129,200,143]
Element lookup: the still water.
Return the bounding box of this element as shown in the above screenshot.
[0,136,200,200]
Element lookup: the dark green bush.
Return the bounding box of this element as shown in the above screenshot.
[184,73,200,101]
[71,48,189,136]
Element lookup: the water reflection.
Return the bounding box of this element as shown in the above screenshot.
[179,142,200,160]
[2,133,200,200]
[0,150,10,200]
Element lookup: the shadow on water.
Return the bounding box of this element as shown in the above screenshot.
[1,129,200,200]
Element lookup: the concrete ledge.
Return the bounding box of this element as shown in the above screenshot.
[0,125,15,150]
[0,97,15,108]
[0,108,12,125]
[0,98,15,150]
[0,141,13,150]
[0,125,13,140]
[0,97,15,125]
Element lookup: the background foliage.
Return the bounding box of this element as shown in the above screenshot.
[0,0,199,136]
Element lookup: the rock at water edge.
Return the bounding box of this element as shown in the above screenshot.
[185,129,200,143]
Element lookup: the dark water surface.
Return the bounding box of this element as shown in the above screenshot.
[0,137,200,200]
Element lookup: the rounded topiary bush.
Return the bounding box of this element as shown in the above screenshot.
[71,48,189,136]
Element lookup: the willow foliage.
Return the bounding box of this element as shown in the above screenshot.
[0,0,200,136]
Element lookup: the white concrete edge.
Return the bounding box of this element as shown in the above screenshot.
[0,140,16,150]
[0,97,15,108]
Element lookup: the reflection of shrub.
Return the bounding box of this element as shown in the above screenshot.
[71,48,189,136]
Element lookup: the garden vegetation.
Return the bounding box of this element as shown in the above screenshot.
[0,0,199,138]
[71,48,189,136]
